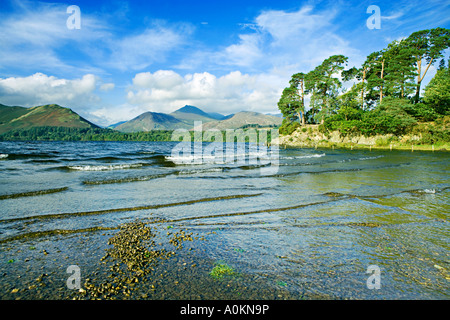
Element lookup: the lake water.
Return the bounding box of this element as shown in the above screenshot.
[0,141,448,300]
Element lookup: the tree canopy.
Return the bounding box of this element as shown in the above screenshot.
[278,28,450,137]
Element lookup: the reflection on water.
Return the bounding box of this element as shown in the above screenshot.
[0,141,448,299]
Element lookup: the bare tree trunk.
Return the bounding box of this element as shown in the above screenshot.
[297,111,305,126]
[415,58,433,103]
[300,80,305,125]
[415,58,422,103]
[379,59,385,103]
[361,68,366,109]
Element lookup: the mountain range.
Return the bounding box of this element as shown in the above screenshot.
[114,105,281,132]
[0,103,281,134]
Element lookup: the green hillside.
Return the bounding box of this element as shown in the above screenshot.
[0,104,99,134]
[0,104,29,124]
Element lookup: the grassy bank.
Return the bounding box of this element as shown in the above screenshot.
[275,123,449,152]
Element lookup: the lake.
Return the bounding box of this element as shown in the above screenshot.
[0,141,448,299]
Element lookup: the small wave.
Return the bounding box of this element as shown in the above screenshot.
[283,154,326,160]
[82,173,171,185]
[68,163,143,171]
[167,151,275,165]
[177,168,224,175]
[0,187,69,200]
[339,155,384,163]
[5,152,55,160]
[238,163,272,170]
[92,156,126,161]
[359,155,384,161]
[0,154,8,159]
[27,159,61,164]
[407,188,437,195]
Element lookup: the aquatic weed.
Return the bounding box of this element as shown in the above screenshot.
[209,262,237,279]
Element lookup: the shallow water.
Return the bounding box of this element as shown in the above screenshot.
[0,141,448,299]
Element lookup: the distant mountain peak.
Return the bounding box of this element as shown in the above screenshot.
[173,105,210,116]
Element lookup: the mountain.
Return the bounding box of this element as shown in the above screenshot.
[107,121,127,129]
[0,104,29,124]
[197,111,282,131]
[114,111,188,132]
[115,106,282,132]
[169,105,219,125]
[115,105,228,132]
[0,103,98,134]
[207,112,229,120]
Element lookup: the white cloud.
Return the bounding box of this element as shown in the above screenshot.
[88,104,148,127]
[107,23,193,71]
[0,73,100,108]
[0,1,111,75]
[126,70,284,115]
[99,83,115,91]
[132,70,185,89]
[182,6,363,74]
[0,1,192,73]
[165,6,364,116]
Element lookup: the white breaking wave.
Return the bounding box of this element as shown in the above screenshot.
[68,163,143,171]
[0,154,8,159]
[167,151,274,165]
[283,154,325,160]
[177,168,224,175]
[340,155,384,162]
[296,154,325,159]
[422,189,436,194]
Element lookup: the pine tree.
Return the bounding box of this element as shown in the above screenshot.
[405,28,450,103]
[305,55,348,124]
[277,86,301,123]
[289,72,307,125]
[424,59,450,115]
[383,40,416,98]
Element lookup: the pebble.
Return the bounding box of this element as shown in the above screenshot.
[73,220,198,300]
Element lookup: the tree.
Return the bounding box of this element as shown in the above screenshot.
[424,59,450,115]
[405,28,450,103]
[306,55,348,124]
[277,86,301,123]
[365,50,388,105]
[360,97,416,136]
[383,40,417,99]
[289,72,307,125]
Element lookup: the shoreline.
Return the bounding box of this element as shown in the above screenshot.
[274,125,449,152]
[278,141,449,152]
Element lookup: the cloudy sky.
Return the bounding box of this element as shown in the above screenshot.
[0,0,449,126]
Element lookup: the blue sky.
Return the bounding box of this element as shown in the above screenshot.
[0,0,449,126]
